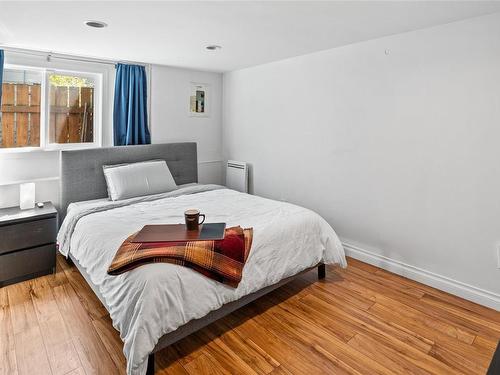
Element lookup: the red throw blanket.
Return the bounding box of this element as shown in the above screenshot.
[107,226,253,287]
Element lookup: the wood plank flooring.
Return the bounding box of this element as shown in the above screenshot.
[1,255,499,375]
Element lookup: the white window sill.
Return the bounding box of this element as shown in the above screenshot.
[0,143,101,154]
[0,176,60,187]
[0,147,48,154]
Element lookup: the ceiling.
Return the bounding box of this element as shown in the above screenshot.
[1,1,500,72]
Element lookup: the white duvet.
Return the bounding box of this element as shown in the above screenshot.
[58,185,346,375]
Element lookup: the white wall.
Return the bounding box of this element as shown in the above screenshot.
[0,58,223,208]
[150,65,223,184]
[223,13,500,308]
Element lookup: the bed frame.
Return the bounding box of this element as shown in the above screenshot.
[59,142,326,375]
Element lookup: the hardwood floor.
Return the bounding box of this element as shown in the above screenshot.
[1,255,499,375]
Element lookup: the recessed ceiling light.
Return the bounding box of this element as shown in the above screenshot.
[85,20,108,28]
[206,45,222,51]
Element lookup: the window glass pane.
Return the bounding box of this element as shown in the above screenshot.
[0,68,42,148]
[48,73,94,144]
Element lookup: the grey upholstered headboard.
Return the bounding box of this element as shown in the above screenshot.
[59,143,198,221]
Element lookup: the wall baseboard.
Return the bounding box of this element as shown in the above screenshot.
[342,241,500,311]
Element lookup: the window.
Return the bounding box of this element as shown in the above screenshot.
[0,65,101,150]
[0,68,42,148]
[48,72,94,145]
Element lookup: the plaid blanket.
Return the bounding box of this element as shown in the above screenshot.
[108,226,253,287]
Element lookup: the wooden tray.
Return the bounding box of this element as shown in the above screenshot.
[131,223,226,243]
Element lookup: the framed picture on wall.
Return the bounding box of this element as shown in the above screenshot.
[189,82,210,117]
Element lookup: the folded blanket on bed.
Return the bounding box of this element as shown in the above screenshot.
[108,226,253,287]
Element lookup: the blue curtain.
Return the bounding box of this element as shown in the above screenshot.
[0,49,4,107]
[113,63,150,146]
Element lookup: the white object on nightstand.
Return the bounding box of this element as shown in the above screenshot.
[19,182,36,210]
[226,160,248,193]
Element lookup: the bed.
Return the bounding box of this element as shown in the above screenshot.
[57,142,347,375]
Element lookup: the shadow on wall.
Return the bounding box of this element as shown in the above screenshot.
[247,163,254,195]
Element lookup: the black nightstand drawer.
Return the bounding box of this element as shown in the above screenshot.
[0,244,56,286]
[0,217,57,255]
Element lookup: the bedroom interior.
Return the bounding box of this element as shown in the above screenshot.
[0,1,499,375]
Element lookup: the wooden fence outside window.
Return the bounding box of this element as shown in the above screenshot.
[0,83,93,148]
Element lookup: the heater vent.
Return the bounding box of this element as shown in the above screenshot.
[226,160,248,193]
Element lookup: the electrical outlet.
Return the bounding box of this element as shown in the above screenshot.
[497,246,500,269]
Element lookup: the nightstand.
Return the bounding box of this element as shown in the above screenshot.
[0,202,58,287]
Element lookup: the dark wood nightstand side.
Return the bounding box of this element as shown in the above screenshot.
[0,202,58,287]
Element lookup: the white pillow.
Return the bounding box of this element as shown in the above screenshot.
[103,160,177,201]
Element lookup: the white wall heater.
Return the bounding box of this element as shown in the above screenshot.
[226,160,248,193]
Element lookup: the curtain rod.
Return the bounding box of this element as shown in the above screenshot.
[0,45,149,68]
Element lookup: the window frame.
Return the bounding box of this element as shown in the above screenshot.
[0,63,103,153]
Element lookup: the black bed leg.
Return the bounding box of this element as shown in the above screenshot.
[318,264,326,279]
[65,256,74,266]
[146,353,155,375]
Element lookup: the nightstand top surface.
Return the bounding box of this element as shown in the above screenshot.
[0,202,57,225]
